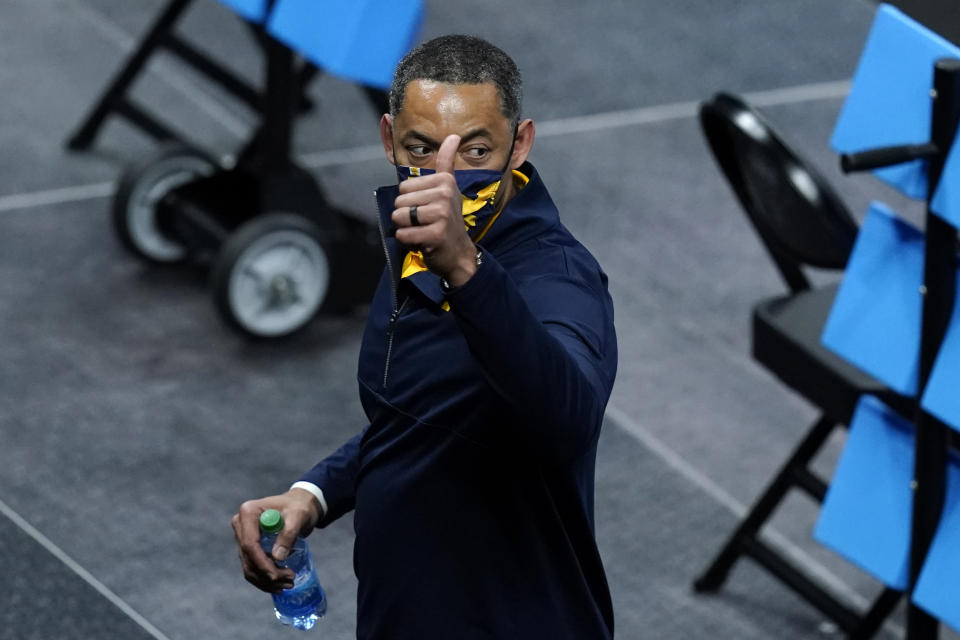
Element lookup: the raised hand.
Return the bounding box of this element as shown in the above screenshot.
[392,134,481,287]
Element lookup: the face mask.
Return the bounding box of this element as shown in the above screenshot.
[395,165,505,237]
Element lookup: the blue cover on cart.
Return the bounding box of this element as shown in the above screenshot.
[920,279,960,431]
[831,4,960,200]
[267,0,423,89]
[217,0,269,23]
[820,201,925,396]
[813,395,913,590]
[913,454,960,633]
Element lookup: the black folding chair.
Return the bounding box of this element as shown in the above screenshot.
[691,92,909,638]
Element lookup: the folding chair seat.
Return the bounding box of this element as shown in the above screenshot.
[692,92,908,637]
[753,283,895,426]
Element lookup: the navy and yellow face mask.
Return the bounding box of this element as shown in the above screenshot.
[393,167,531,299]
[395,165,505,239]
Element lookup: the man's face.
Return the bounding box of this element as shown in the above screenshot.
[388,80,514,172]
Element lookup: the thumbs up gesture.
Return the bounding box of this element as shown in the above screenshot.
[393,134,481,287]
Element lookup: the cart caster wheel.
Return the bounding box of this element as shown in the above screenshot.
[212,213,331,339]
[113,143,217,264]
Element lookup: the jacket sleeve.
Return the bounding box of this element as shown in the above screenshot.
[296,429,365,527]
[445,248,617,462]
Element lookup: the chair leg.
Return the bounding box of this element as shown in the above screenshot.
[847,587,903,640]
[694,413,902,637]
[739,535,861,631]
[693,415,836,592]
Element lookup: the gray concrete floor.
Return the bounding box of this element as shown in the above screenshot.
[0,0,952,638]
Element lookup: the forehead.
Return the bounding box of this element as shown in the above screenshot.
[396,80,509,135]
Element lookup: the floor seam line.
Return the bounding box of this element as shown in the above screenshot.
[0,496,173,640]
[0,78,849,213]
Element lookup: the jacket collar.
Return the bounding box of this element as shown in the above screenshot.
[473,162,559,252]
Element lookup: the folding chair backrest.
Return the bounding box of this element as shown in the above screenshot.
[700,93,858,292]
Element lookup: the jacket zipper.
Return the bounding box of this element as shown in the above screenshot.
[375,190,403,389]
[383,298,408,388]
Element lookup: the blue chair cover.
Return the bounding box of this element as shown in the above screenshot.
[912,453,960,632]
[831,4,960,200]
[920,278,960,431]
[217,0,269,23]
[931,142,960,227]
[813,395,914,590]
[821,201,925,396]
[267,0,423,89]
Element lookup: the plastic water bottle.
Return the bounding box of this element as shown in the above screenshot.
[259,509,327,630]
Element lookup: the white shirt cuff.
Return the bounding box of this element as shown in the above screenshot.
[290,481,328,519]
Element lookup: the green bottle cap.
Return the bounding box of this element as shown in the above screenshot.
[259,509,284,534]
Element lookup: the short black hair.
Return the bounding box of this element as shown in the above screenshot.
[389,35,523,128]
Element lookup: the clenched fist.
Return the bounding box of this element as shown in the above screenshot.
[392,134,481,288]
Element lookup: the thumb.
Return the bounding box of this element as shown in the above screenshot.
[436,134,460,175]
[272,522,300,562]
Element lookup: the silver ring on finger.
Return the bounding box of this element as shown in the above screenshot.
[409,205,420,226]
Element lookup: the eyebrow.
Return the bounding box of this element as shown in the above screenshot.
[403,128,494,148]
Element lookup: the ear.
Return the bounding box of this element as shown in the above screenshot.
[509,118,536,170]
[379,114,396,165]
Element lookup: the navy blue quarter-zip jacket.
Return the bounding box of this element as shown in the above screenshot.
[298,163,617,639]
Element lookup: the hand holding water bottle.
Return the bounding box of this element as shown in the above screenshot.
[232,488,321,592]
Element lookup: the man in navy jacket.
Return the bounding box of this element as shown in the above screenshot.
[233,35,618,639]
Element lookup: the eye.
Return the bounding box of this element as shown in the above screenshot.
[406,145,432,159]
[464,147,489,160]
